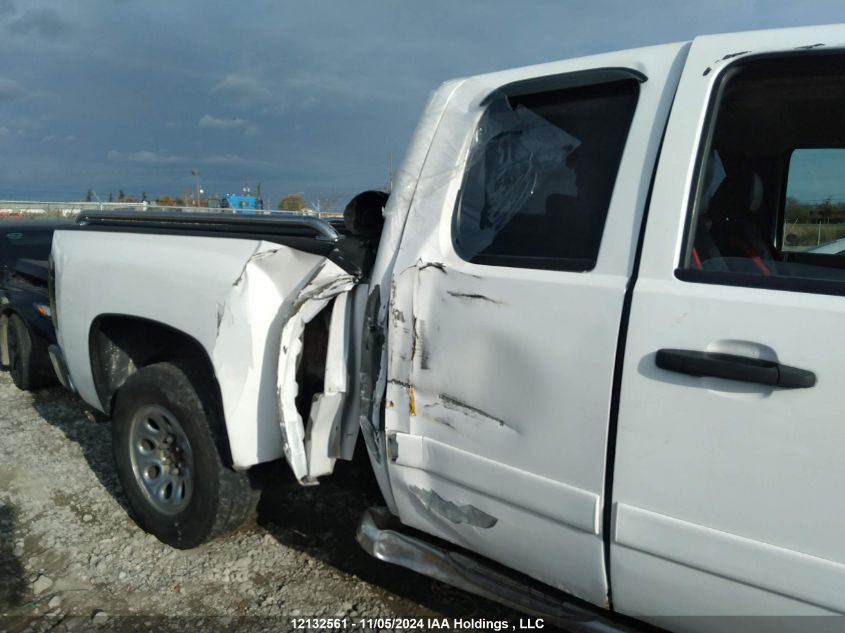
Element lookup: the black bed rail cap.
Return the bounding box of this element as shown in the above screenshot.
[75,210,339,242]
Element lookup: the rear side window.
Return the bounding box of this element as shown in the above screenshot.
[453,79,639,271]
[680,53,845,293]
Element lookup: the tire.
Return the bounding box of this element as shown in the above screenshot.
[6,314,43,391]
[112,361,259,549]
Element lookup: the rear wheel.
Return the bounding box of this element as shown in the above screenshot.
[112,361,259,548]
[6,314,43,391]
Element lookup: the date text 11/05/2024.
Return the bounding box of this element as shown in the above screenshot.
[289,617,546,631]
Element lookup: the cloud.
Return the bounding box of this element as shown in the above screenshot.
[0,77,25,102]
[200,154,248,165]
[0,126,26,138]
[42,133,75,144]
[211,74,273,108]
[200,154,275,168]
[106,149,186,164]
[299,96,319,111]
[198,114,258,136]
[7,8,72,38]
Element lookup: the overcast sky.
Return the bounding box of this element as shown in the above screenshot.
[2,1,845,208]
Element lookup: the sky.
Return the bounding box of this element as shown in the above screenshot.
[2,1,845,210]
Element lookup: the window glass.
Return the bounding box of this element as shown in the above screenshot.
[453,79,639,271]
[682,53,845,290]
[783,149,845,253]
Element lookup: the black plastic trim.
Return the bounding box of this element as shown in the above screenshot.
[480,67,647,106]
[76,210,339,240]
[675,267,845,298]
[656,348,816,389]
[70,210,367,276]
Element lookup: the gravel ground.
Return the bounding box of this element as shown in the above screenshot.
[0,371,540,633]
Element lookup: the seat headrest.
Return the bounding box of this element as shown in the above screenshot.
[343,190,389,238]
[709,168,764,220]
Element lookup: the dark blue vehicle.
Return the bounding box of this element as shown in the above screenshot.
[0,219,69,389]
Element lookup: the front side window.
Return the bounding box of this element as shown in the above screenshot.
[682,53,845,291]
[453,79,639,271]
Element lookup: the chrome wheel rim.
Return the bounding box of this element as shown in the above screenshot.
[128,404,194,515]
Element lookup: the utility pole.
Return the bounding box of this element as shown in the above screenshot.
[191,169,201,208]
[91,190,103,211]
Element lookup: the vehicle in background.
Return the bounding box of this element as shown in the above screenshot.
[802,236,845,255]
[0,220,69,389]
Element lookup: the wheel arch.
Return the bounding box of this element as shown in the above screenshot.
[88,314,220,417]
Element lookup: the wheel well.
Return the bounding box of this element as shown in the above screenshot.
[89,315,217,416]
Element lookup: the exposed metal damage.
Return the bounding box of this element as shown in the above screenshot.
[408,485,498,528]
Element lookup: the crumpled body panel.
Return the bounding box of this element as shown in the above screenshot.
[54,230,360,474]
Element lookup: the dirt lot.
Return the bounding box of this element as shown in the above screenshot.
[0,372,529,632]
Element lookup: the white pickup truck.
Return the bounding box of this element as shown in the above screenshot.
[47,24,845,633]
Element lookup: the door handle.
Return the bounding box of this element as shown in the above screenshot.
[655,349,816,389]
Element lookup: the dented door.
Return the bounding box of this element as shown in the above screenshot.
[383,44,688,605]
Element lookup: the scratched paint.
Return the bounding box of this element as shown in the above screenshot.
[446,290,503,304]
[408,485,498,528]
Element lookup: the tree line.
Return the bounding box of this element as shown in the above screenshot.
[785,197,845,224]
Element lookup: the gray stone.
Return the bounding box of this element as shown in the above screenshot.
[32,575,53,595]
